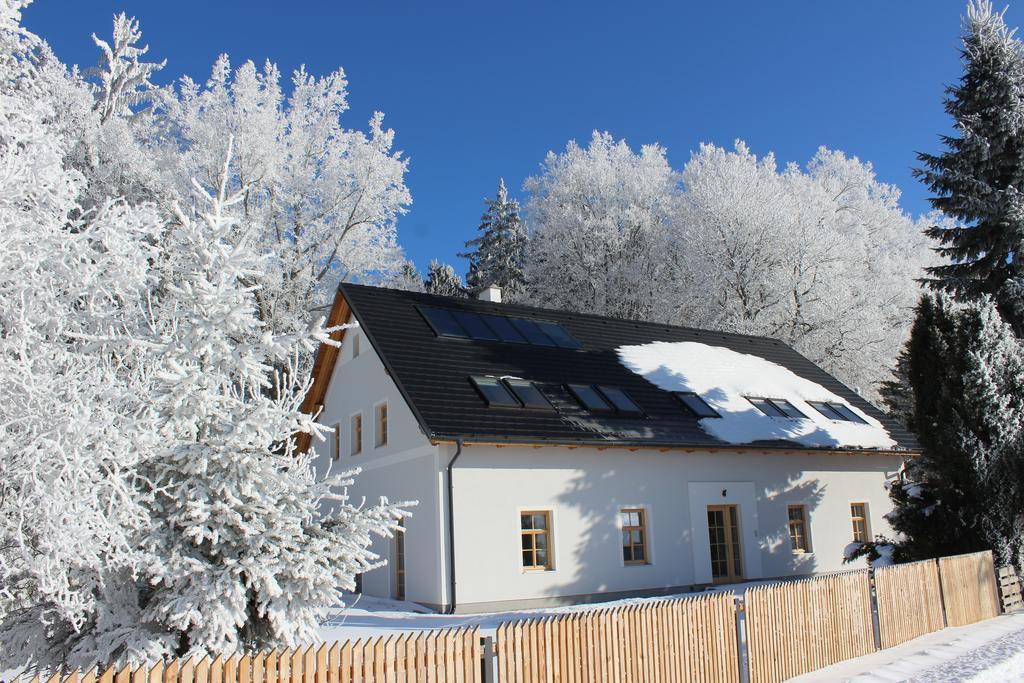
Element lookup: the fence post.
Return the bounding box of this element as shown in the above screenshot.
[735,594,750,683]
[480,636,495,683]
[868,567,881,652]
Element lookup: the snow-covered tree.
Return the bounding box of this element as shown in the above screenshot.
[387,260,425,292]
[676,142,935,399]
[916,0,1024,323]
[0,1,159,668]
[83,13,165,123]
[424,259,466,297]
[460,179,528,301]
[108,149,411,662]
[161,55,411,339]
[867,294,1024,568]
[524,131,682,321]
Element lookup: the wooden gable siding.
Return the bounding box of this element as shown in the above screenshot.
[295,290,351,454]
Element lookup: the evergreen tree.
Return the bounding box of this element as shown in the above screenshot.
[871,294,1024,568]
[424,260,466,298]
[460,179,527,301]
[388,260,425,292]
[915,1,1024,321]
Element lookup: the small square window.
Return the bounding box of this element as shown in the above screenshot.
[598,387,643,416]
[375,403,388,448]
[520,511,553,570]
[851,503,870,543]
[567,384,614,413]
[620,508,649,565]
[788,505,810,553]
[350,413,362,455]
[674,392,720,418]
[748,397,805,419]
[504,379,553,410]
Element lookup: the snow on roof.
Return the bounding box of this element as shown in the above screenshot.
[617,341,896,450]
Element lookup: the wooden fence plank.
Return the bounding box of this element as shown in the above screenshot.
[939,551,1000,627]
[875,559,945,649]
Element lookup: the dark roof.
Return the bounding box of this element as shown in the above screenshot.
[337,283,918,453]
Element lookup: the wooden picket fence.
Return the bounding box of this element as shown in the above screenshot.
[15,627,482,683]
[874,558,946,649]
[494,592,738,683]
[998,565,1023,613]
[9,551,1013,683]
[939,551,1000,627]
[744,570,874,683]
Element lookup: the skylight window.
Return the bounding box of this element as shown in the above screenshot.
[567,384,614,413]
[469,376,520,407]
[597,386,643,416]
[807,401,867,424]
[505,379,554,409]
[674,392,720,418]
[747,397,806,419]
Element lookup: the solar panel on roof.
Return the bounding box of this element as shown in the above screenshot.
[479,313,528,343]
[451,311,499,341]
[418,307,469,338]
[535,321,582,349]
[509,318,558,346]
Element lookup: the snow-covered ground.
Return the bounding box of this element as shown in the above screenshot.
[320,583,767,641]
[792,612,1024,682]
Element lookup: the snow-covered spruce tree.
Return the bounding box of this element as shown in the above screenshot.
[424,259,467,297]
[116,148,411,662]
[0,1,160,669]
[523,131,682,322]
[460,179,528,301]
[863,294,1024,568]
[916,1,1024,328]
[387,260,425,292]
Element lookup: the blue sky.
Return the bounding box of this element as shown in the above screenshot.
[24,1,998,276]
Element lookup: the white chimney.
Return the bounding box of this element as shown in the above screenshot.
[477,285,503,303]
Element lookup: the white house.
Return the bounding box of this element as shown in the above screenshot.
[303,283,915,614]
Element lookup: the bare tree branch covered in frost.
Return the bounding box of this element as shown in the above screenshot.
[524,132,938,400]
[0,5,411,671]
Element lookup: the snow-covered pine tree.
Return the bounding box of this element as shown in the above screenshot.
[872,293,1024,568]
[424,259,466,297]
[916,0,1024,326]
[387,260,425,292]
[83,12,165,123]
[459,179,527,301]
[115,146,411,663]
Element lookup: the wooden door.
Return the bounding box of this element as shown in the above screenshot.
[707,505,744,584]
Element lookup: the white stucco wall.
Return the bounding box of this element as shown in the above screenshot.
[311,319,445,607]
[450,445,903,611]
[310,315,907,613]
